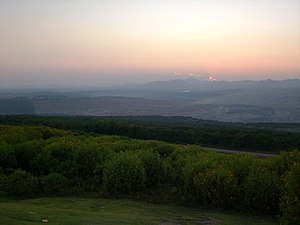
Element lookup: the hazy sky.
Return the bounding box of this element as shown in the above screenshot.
[0,0,300,87]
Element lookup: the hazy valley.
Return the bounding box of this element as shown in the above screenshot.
[1,79,300,123]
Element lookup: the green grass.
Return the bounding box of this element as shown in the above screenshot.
[0,197,278,225]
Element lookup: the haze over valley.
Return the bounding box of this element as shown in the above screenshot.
[1,78,299,123]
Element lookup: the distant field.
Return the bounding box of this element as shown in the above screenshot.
[0,197,278,225]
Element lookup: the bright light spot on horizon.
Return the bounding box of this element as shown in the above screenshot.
[209,76,217,81]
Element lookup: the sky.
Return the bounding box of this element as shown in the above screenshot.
[0,0,300,87]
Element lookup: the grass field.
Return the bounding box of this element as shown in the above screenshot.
[0,197,278,225]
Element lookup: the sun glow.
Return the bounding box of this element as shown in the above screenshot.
[1,0,300,86]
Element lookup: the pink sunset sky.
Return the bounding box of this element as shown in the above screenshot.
[0,0,300,87]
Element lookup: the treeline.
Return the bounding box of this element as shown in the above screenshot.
[0,125,299,224]
[0,115,299,151]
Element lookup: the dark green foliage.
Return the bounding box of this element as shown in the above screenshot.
[153,143,176,159]
[183,156,238,208]
[0,133,26,145]
[243,166,280,213]
[72,142,112,191]
[14,141,41,174]
[103,152,145,195]
[0,123,299,221]
[41,172,67,195]
[227,154,257,184]
[0,144,16,169]
[274,151,300,177]
[2,169,38,197]
[73,144,101,178]
[139,150,165,188]
[280,163,300,225]
[0,115,299,151]
[42,139,75,176]
[0,125,68,144]
[30,148,54,176]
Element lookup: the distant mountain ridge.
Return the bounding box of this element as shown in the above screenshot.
[137,78,300,91]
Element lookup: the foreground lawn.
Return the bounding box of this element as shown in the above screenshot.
[0,197,278,225]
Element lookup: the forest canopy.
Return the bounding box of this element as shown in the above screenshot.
[0,115,299,152]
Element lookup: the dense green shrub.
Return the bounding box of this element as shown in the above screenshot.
[14,141,42,173]
[153,143,175,159]
[0,170,6,195]
[243,165,281,213]
[275,151,300,177]
[72,143,112,191]
[42,138,77,178]
[41,172,67,195]
[0,144,16,169]
[183,158,238,208]
[165,146,200,186]
[0,123,299,220]
[103,152,145,195]
[30,148,55,176]
[225,154,259,207]
[73,144,101,177]
[139,150,165,188]
[0,127,26,144]
[3,169,38,197]
[0,125,68,144]
[227,154,257,184]
[280,163,300,225]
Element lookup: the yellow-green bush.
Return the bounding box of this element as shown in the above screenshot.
[2,169,38,197]
[41,172,67,195]
[280,163,300,224]
[183,158,238,208]
[103,152,145,195]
